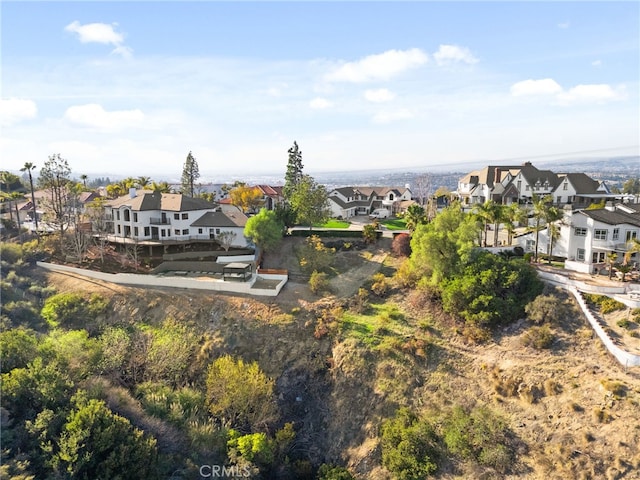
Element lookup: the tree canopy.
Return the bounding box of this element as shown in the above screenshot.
[180,151,200,197]
[289,175,330,229]
[284,141,303,200]
[244,208,283,252]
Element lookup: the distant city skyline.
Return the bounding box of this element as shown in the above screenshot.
[1,1,638,177]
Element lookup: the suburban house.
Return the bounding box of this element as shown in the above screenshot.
[457,162,619,208]
[105,189,249,250]
[327,186,413,219]
[255,185,285,210]
[517,202,640,274]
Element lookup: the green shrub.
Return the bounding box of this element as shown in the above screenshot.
[298,235,335,273]
[525,294,567,324]
[442,405,513,473]
[617,318,632,329]
[309,270,330,294]
[0,243,24,264]
[381,407,439,479]
[317,464,355,480]
[521,325,555,349]
[370,272,390,297]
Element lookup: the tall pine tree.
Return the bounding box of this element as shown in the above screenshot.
[180,151,200,197]
[283,141,303,200]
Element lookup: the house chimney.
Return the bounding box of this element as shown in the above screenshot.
[129,187,137,198]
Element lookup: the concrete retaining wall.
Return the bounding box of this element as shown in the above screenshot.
[537,270,640,368]
[37,262,286,297]
[570,287,640,368]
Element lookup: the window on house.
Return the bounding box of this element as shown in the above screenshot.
[198,228,203,234]
[525,185,530,191]
[563,183,568,191]
[161,229,166,237]
[144,227,150,236]
[133,213,138,222]
[175,229,180,235]
[389,193,394,200]
[182,213,188,219]
[117,225,121,234]
[576,248,585,261]
[116,210,120,220]
[124,209,130,221]
[575,228,587,236]
[182,229,189,235]
[557,196,562,204]
[594,229,608,240]
[525,239,535,251]
[627,231,638,242]
[517,181,521,190]
[216,228,221,234]
[613,228,619,241]
[592,252,605,263]
[174,213,180,220]
[134,227,139,236]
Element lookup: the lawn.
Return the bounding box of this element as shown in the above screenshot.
[379,218,407,230]
[315,219,351,229]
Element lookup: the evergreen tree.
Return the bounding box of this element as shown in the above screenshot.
[283,141,303,200]
[180,151,200,197]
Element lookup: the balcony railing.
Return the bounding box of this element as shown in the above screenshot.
[149,217,171,225]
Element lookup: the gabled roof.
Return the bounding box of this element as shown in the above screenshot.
[518,164,559,189]
[557,173,607,195]
[191,211,248,228]
[579,206,640,228]
[256,185,283,197]
[107,190,216,212]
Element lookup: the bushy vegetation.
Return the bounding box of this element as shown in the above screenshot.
[297,235,336,273]
[583,294,626,314]
[381,404,516,478]
[309,270,330,294]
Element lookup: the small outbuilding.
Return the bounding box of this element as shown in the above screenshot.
[222,262,253,282]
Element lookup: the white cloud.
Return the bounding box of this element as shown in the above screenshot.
[64,104,144,129]
[372,109,413,124]
[433,45,479,66]
[591,60,602,67]
[556,84,627,105]
[309,97,332,109]
[557,21,570,29]
[0,98,37,127]
[326,48,428,83]
[510,78,563,96]
[65,21,132,58]
[364,88,396,103]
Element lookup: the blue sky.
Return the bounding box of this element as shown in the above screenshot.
[1,1,638,181]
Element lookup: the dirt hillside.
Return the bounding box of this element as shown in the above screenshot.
[43,239,640,479]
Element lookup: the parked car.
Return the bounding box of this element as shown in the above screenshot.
[369,208,390,219]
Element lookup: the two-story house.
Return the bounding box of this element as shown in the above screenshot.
[517,202,640,274]
[327,186,412,219]
[105,189,249,250]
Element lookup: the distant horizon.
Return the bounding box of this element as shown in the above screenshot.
[2,2,638,176]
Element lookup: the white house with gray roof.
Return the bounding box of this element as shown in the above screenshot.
[328,186,412,219]
[517,202,640,274]
[105,189,249,248]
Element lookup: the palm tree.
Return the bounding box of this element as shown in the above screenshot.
[20,162,39,234]
[606,252,618,280]
[136,176,151,189]
[473,201,492,247]
[531,194,553,262]
[404,204,427,232]
[504,203,528,246]
[543,204,564,263]
[151,181,172,193]
[624,238,640,266]
[80,174,88,189]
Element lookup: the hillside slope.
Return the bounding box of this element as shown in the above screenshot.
[43,253,640,479]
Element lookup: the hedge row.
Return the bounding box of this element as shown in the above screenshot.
[287,229,382,239]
